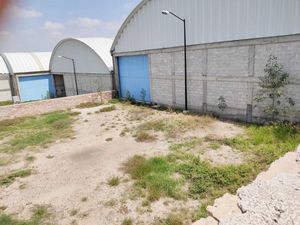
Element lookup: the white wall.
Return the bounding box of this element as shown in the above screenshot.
[113,0,300,53]
[51,40,110,74]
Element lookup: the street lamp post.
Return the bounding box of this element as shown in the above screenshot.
[162,10,188,112]
[58,56,79,95]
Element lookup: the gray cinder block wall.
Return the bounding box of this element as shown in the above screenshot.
[63,73,113,96]
[141,34,300,122]
[0,75,12,101]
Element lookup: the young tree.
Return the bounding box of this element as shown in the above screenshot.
[255,55,294,121]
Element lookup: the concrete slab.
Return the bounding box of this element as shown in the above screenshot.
[207,193,241,222]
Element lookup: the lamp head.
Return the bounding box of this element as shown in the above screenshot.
[162,10,170,15]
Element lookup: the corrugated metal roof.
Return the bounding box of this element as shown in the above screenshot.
[0,55,9,74]
[112,0,300,53]
[76,38,113,69]
[2,52,51,74]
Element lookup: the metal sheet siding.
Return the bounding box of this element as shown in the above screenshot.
[0,56,8,74]
[18,75,55,102]
[113,0,300,53]
[118,55,151,102]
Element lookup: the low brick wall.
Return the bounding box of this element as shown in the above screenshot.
[0,91,114,121]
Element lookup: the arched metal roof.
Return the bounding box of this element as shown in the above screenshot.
[0,55,9,74]
[111,0,300,54]
[1,52,51,74]
[51,37,113,71]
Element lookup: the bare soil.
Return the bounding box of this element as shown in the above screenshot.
[0,104,244,225]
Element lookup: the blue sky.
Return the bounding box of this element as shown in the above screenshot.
[0,0,140,52]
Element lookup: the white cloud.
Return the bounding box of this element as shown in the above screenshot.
[10,5,42,18]
[44,21,65,31]
[68,17,121,32]
[69,17,102,28]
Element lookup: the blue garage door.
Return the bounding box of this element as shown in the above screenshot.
[118,55,151,102]
[19,75,55,102]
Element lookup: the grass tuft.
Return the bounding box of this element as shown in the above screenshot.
[0,205,50,225]
[134,131,156,142]
[0,169,32,187]
[122,218,133,225]
[96,105,116,113]
[107,176,120,187]
[75,102,102,109]
[123,156,182,201]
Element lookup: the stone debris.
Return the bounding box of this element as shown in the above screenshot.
[207,193,241,222]
[220,173,300,225]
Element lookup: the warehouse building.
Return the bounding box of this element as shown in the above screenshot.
[111,0,300,121]
[50,37,113,97]
[1,52,54,102]
[0,55,12,102]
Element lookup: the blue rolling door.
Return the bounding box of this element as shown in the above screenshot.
[118,55,151,102]
[18,75,55,102]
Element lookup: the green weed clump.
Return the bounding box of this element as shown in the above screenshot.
[123,156,181,201]
[0,169,32,186]
[0,111,76,153]
[0,205,50,225]
[107,176,120,187]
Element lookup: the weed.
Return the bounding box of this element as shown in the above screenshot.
[104,199,117,207]
[75,102,102,109]
[25,155,35,162]
[107,176,120,187]
[154,213,184,225]
[122,218,133,225]
[46,155,54,159]
[106,138,113,142]
[96,105,116,113]
[81,197,88,202]
[0,205,50,225]
[141,200,151,207]
[0,169,32,186]
[0,111,75,153]
[0,101,12,107]
[123,156,181,201]
[19,184,26,190]
[136,115,214,139]
[70,209,78,216]
[134,131,156,142]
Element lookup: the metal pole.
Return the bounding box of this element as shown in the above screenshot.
[72,59,79,95]
[183,19,188,111]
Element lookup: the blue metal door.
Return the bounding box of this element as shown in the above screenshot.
[19,75,55,102]
[118,55,151,102]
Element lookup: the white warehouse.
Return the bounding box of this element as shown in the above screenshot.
[111,0,300,122]
[50,37,113,97]
[0,55,11,102]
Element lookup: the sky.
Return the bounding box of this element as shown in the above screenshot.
[0,0,141,52]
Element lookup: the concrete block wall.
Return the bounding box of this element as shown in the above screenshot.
[0,75,12,102]
[147,34,300,122]
[63,73,112,96]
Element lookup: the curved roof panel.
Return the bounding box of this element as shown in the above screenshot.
[76,38,113,70]
[112,0,300,53]
[2,52,51,74]
[0,55,9,74]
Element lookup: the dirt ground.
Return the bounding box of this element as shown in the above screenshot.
[0,103,244,225]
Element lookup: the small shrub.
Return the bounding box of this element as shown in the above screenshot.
[107,176,120,187]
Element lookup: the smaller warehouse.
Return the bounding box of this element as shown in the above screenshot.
[50,37,113,96]
[1,52,53,102]
[0,55,12,102]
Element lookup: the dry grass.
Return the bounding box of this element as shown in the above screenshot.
[0,169,32,187]
[96,105,116,113]
[136,114,214,139]
[75,102,102,109]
